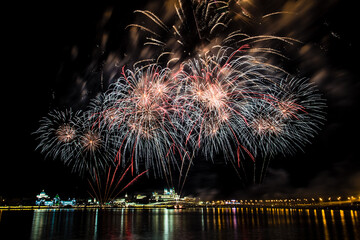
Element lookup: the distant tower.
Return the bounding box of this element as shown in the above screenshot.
[53,194,61,205]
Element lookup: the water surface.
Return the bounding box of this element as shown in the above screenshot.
[0,207,359,239]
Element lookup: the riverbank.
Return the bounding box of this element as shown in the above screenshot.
[1,202,359,211]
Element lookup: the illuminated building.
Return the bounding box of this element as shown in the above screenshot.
[36,190,50,200]
[152,188,180,202]
[35,190,76,207]
[35,190,53,206]
[136,194,147,200]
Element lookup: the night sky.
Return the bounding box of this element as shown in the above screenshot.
[2,0,359,201]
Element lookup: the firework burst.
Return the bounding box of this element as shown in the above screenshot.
[34,109,82,163]
[174,46,285,165]
[247,77,326,157]
[70,110,118,178]
[103,64,184,176]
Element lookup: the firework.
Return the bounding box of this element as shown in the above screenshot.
[127,0,300,68]
[35,48,326,189]
[103,64,184,177]
[34,0,328,192]
[70,109,118,178]
[247,77,326,157]
[34,109,82,163]
[174,47,285,165]
[88,162,148,206]
[171,46,326,187]
[86,93,122,129]
[241,76,325,183]
[127,0,229,64]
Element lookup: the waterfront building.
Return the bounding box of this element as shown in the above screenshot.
[53,194,61,205]
[152,188,180,202]
[136,194,147,200]
[61,199,76,207]
[112,198,126,205]
[35,190,76,206]
[35,190,53,206]
[36,190,50,200]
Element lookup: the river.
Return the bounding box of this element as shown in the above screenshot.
[0,207,359,239]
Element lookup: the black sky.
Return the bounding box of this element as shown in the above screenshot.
[2,0,359,200]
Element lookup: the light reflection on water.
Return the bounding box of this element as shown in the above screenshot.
[0,207,359,239]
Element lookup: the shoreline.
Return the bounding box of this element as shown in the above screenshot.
[1,203,359,211]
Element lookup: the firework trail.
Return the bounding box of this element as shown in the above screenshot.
[88,162,148,206]
[127,0,300,68]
